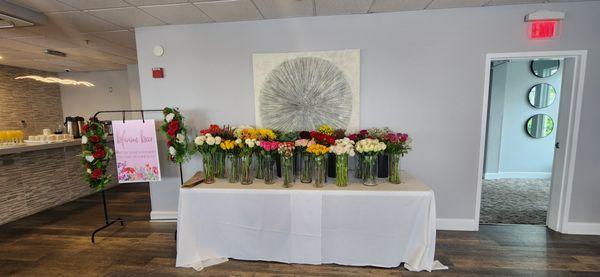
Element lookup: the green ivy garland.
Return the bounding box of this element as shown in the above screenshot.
[160,107,190,163]
[80,120,114,191]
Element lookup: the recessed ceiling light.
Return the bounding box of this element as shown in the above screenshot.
[0,55,3,59]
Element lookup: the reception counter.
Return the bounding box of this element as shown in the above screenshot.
[0,139,117,225]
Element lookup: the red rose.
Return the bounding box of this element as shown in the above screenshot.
[89,135,100,143]
[167,141,172,147]
[326,136,335,145]
[359,130,369,136]
[348,134,358,141]
[299,131,311,139]
[167,128,177,137]
[93,148,106,159]
[82,124,89,133]
[168,120,180,131]
[91,168,103,180]
[94,144,104,150]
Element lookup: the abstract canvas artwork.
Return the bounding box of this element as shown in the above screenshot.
[253,49,360,132]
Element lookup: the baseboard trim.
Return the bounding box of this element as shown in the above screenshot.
[150,211,178,222]
[563,222,600,235]
[484,172,551,179]
[437,218,478,231]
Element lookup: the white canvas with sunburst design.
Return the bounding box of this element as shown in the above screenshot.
[253,49,360,132]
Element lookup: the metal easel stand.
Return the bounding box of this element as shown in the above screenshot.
[90,109,163,243]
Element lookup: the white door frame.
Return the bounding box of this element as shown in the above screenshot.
[475,50,587,232]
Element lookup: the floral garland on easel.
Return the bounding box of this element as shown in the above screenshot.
[80,120,114,191]
[160,107,190,163]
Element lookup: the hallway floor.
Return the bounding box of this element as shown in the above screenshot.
[480,178,550,225]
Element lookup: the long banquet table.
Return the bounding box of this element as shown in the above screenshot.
[176,171,447,272]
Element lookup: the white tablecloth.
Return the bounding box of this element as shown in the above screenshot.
[176,172,447,272]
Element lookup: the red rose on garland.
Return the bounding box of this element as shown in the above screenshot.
[91,168,103,180]
[161,107,190,164]
[93,148,106,159]
[89,135,100,143]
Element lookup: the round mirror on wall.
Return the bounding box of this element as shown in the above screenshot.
[528,83,557,108]
[526,114,554,138]
[531,59,560,78]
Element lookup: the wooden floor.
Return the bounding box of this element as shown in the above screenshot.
[1,184,599,277]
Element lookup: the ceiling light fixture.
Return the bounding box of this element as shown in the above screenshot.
[15,75,95,87]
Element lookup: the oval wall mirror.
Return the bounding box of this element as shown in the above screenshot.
[528,83,557,108]
[531,59,560,78]
[526,114,554,138]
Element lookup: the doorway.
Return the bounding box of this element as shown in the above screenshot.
[475,51,587,232]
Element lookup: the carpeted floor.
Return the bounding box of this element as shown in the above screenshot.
[480,178,550,225]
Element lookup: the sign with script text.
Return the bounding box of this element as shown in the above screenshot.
[112,120,161,183]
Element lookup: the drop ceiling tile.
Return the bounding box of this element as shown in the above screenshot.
[427,0,489,9]
[125,0,188,5]
[13,36,82,50]
[487,0,544,4]
[89,30,136,48]
[139,3,213,24]
[252,0,314,19]
[87,7,165,28]
[6,0,76,12]
[316,0,372,16]
[369,0,431,13]
[193,0,262,22]
[0,39,45,52]
[57,0,130,10]
[47,11,122,32]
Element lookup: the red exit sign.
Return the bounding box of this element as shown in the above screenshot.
[529,20,559,40]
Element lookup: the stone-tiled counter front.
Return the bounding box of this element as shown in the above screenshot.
[0,140,117,225]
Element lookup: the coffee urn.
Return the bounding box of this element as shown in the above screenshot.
[64,117,79,138]
[74,116,85,138]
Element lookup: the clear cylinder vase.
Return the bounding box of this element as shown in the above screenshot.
[313,155,327,188]
[202,152,215,184]
[335,154,349,187]
[255,153,264,179]
[281,155,294,188]
[354,154,363,178]
[226,153,240,183]
[361,155,377,186]
[300,151,312,183]
[388,153,402,184]
[263,153,276,184]
[214,150,226,179]
[240,153,253,185]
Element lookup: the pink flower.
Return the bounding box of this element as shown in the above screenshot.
[259,140,279,151]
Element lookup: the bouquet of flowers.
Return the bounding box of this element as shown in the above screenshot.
[310,124,335,146]
[234,127,259,184]
[367,127,392,140]
[80,120,114,190]
[200,124,231,178]
[160,107,189,163]
[259,140,279,184]
[307,143,330,187]
[194,132,222,183]
[278,142,295,187]
[348,129,370,142]
[329,138,355,187]
[383,132,411,184]
[355,138,386,156]
[355,138,386,185]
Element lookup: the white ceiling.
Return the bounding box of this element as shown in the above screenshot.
[0,0,595,72]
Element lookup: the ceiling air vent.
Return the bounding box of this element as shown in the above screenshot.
[0,0,47,28]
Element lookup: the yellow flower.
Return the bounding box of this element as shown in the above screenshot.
[220,140,235,150]
[307,144,329,156]
[317,124,334,136]
[257,128,277,140]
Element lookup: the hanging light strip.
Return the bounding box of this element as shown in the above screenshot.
[15,75,95,87]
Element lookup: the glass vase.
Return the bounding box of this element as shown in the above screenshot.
[281,155,294,188]
[255,152,264,179]
[214,150,226,179]
[361,155,378,186]
[226,153,240,183]
[335,154,349,187]
[300,151,312,183]
[354,154,363,178]
[201,152,215,184]
[240,153,253,185]
[388,153,402,184]
[263,152,276,184]
[313,155,327,188]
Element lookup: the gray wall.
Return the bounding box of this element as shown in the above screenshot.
[485,60,562,178]
[135,2,600,224]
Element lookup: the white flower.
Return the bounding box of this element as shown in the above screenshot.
[81,135,88,144]
[194,136,204,145]
[165,113,175,122]
[86,168,92,174]
[235,138,242,144]
[206,136,216,145]
[85,155,94,162]
[176,133,185,143]
[245,138,255,148]
[214,136,222,145]
[169,146,177,156]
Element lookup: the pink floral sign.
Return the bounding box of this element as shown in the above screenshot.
[113,120,161,183]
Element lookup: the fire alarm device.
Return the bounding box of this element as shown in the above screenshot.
[152,67,164,78]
